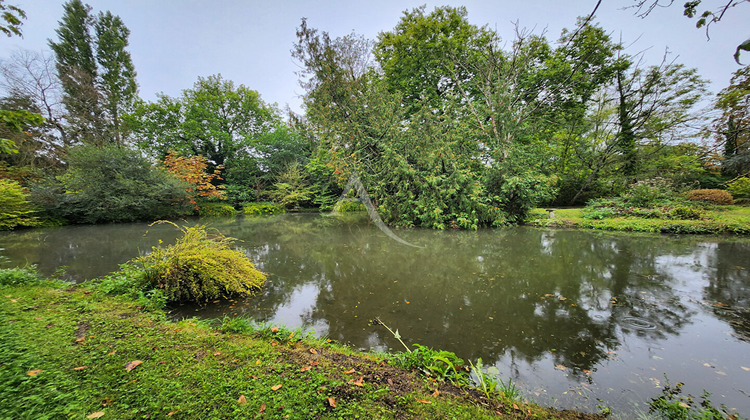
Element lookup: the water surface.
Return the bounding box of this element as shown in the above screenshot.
[2,213,749,416]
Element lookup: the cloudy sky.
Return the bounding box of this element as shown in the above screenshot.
[2,0,749,114]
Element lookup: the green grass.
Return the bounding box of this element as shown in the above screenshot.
[528,206,750,234]
[0,281,606,419]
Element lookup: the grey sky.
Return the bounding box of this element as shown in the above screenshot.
[2,0,749,114]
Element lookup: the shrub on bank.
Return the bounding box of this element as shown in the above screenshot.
[137,224,266,302]
[198,202,237,217]
[0,178,38,230]
[727,177,750,199]
[31,145,193,224]
[243,202,284,216]
[333,199,366,213]
[686,189,733,205]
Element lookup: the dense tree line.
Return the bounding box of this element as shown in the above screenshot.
[1,3,748,229]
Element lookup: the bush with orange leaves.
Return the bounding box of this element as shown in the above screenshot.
[163,152,226,208]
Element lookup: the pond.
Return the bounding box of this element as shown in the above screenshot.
[1,213,749,416]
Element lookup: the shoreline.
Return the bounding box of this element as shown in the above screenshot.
[0,281,610,419]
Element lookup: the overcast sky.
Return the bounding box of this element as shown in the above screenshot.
[2,0,749,114]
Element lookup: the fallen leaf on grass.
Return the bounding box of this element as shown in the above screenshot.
[271,384,282,391]
[679,402,690,408]
[348,377,364,387]
[238,395,247,405]
[327,397,337,408]
[271,327,279,333]
[432,389,439,397]
[300,366,312,372]
[309,348,317,354]
[10,299,17,303]
[259,402,266,413]
[124,360,142,371]
[73,366,88,371]
[415,398,431,404]
[513,403,520,410]
[75,337,85,343]
[27,369,42,376]
[86,412,105,419]
[213,352,221,356]
[107,350,117,356]
[167,411,178,417]
[344,369,355,374]
[288,331,295,339]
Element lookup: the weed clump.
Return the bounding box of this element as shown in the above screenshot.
[0,266,41,286]
[138,223,266,302]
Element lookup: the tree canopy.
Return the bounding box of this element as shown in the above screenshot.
[129,74,278,170]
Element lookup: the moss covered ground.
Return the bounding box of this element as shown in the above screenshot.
[0,281,606,419]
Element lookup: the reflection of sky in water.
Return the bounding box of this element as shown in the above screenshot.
[2,215,749,417]
[268,283,328,337]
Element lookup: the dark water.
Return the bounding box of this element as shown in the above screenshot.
[2,213,749,416]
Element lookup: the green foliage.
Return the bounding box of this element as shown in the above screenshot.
[333,199,365,212]
[129,74,279,171]
[391,344,468,386]
[0,266,40,286]
[137,223,266,302]
[687,189,734,205]
[305,154,341,210]
[96,261,150,295]
[0,1,26,38]
[670,206,705,220]
[649,380,738,420]
[0,109,45,154]
[197,202,236,217]
[374,5,492,116]
[94,10,137,144]
[0,178,38,229]
[727,177,750,198]
[268,161,316,210]
[32,145,192,224]
[243,201,284,216]
[623,178,680,207]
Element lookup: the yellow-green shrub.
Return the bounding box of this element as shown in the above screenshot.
[0,178,38,230]
[243,202,284,216]
[727,177,750,199]
[198,202,237,216]
[139,224,266,302]
[686,189,733,205]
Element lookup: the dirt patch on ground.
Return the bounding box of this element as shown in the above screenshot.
[275,341,606,419]
[75,320,90,340]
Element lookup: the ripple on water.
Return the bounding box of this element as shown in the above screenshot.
[621,316,658,331]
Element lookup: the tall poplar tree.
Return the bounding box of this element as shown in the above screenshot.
[48,0,102,145]
[95,11,137,145]
[49,0,137,146]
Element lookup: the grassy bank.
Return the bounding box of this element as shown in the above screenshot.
[0,280,606,420]
[526,206,750,234]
